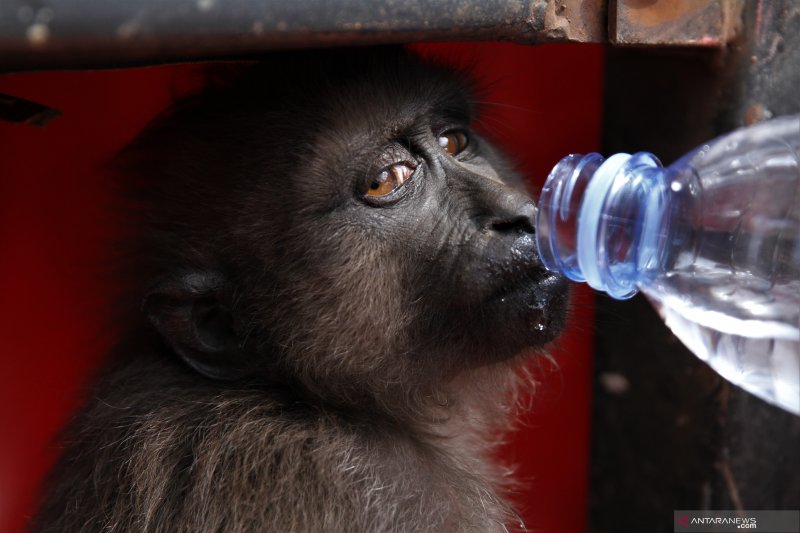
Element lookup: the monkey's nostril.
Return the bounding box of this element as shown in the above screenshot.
[490,202,536,234]
[491,218,531,234]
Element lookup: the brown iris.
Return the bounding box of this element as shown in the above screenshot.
[438,130,468,156]
[366,162,416,197]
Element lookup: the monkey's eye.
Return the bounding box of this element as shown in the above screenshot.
[438,130,469,156]
[366,162,416,198]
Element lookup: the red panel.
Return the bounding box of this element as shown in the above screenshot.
[0,65,200,533]
[0,43,602,533]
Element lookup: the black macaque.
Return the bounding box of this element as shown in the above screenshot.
[33,47,569,532]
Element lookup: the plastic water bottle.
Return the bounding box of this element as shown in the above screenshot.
[535,114,800,415]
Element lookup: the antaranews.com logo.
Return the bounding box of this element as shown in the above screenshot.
[674,510,799,532]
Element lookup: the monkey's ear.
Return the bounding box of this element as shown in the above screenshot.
[143,271,252,381]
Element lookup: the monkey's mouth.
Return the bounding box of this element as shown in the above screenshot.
[486,261,570,342]
[491,269,567,308]
[486,234,568,307]
[490,265,542,293]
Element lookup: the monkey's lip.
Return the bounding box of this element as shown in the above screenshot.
[489,268,565,305]
[485,234,567,303]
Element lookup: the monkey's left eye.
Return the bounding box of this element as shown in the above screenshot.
[438,130,469,156]
[366,162,416,198]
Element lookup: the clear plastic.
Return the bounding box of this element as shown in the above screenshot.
[535,114,800,415]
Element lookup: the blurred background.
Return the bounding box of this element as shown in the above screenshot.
[1,1,798,531]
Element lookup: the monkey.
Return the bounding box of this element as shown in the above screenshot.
[32,46,569,532]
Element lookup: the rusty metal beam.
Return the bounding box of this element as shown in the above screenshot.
[540,0,607,44]
[0,0,756,72]
[0,0,606,72]
[611,0,745,47]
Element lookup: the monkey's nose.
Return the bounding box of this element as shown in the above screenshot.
[489,198,536,235]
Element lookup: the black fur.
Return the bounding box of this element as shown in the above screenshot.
[32,47,568,532]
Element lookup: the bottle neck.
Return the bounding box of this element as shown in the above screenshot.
[535,152,669,300]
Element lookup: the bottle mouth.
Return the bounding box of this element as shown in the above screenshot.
[535,153,604,281]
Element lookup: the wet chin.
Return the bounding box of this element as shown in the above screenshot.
[485,273,570,353]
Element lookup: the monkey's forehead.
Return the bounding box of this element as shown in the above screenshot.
[227,48,477,129]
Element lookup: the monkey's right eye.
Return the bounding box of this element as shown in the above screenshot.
[365,162,416,198]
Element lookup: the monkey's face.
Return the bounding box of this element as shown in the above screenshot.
[140,49,569,402]
[236,52,570,395]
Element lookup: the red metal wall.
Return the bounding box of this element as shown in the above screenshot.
[0,42,602,532]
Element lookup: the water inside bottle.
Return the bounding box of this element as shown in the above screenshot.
[537,115,800,413]
[646,267,800,414]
